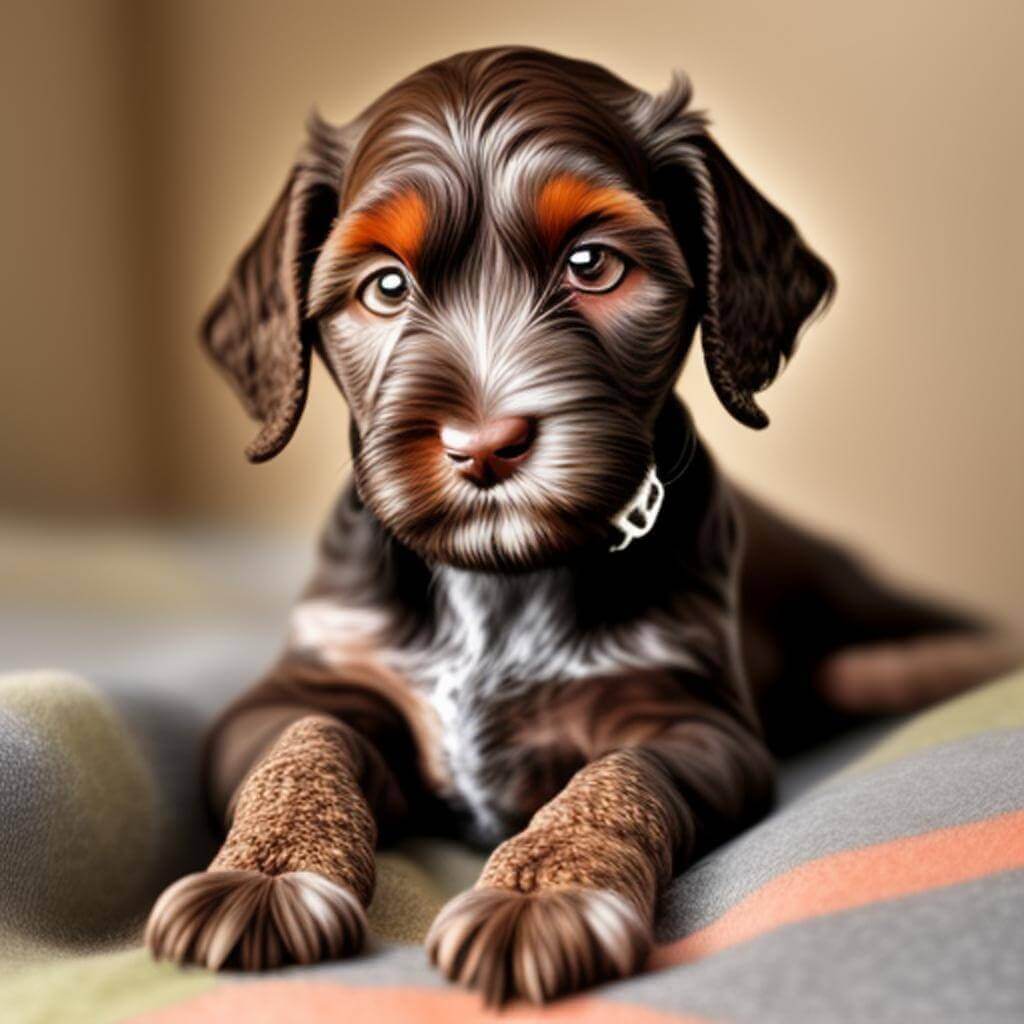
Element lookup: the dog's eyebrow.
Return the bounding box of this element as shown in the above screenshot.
[535,174,660,251]
[336,188,429,268]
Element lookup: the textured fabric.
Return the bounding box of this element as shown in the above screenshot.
[0,672,156,966]
[3,666,1024,1022]
[655,726,1024,939]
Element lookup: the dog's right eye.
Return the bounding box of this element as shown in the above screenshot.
[358,267,410,317]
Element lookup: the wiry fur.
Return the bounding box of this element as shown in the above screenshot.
[147,46,1019,1004]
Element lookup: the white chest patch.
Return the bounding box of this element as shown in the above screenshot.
[394,568,700,837]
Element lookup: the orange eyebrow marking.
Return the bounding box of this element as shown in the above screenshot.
[535,174,656,251]
[338,189,429,267]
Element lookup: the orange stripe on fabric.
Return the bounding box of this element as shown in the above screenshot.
[128,981,712,1024]
[535,175,657,252]
[650,807,1024,970]
[339,189,429,267]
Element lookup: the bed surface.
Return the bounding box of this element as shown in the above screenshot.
[2,522,1021,1023]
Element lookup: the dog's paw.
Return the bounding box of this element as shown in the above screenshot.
[425,885,651,1005]
[145,869,367,970]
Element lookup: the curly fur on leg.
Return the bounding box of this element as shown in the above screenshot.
[428,748,686,1004]
[146,715,380,970]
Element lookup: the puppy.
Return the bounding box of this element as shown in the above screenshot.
[145,47,1015,1004]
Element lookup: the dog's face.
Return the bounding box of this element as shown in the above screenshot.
[202,48,833,571]
[306,61,694,569]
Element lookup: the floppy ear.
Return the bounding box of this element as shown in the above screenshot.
[200,116,346,461]
[636,78,835,428]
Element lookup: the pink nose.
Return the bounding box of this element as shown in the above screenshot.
[440,416,536,486]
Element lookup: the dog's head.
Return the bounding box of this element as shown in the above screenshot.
[202,47,833,570]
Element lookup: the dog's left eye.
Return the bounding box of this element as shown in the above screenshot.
[358,267,410,316]
[565,245,628,294]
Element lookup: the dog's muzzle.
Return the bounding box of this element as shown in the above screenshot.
[609,463,665,552]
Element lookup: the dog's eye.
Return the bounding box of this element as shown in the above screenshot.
[358,267,410,316]
[565,245,627,294]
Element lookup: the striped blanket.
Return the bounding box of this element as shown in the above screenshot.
[3,666,1024,1023]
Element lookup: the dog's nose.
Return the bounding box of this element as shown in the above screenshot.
[440,416,536,485]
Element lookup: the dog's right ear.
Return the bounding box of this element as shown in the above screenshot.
[200,115,347,462]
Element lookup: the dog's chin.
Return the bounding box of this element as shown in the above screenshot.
[357,446,653,573]
[391,506,605,573]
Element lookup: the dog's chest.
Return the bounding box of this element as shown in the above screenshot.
[396,569,699,841]
[397,573,587,832]
[291,570,700,843]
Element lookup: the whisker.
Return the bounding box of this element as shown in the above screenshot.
[660,429,697,488]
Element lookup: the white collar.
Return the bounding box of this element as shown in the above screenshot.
[609,462,665,552]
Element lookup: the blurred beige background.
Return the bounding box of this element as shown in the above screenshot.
[1,0,1021,627]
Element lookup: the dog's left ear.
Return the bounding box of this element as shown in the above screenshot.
[633,78,835,428]
[200,115,347,461]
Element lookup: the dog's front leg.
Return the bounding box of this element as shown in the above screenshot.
[427,715,773,1005]
[146,711,395,969]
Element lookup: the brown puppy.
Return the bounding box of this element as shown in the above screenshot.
[145,46,1016,1004]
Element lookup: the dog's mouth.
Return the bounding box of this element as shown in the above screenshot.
[356,412,653,571]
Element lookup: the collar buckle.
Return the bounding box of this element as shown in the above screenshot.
[609,463,665,553]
